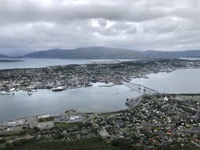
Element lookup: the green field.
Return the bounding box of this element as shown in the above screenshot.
[0,144,6,149]
[55,122,81,129]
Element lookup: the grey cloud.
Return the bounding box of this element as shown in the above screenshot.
[97,19,107,27]
[0,0,170,25]
[0,0,199,55]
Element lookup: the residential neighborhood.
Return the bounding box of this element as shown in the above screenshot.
[0,94,199,149]
[0,59,200,93]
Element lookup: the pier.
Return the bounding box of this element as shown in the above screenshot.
[123,82,160,95]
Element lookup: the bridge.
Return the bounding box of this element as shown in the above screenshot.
[123,82,160,95]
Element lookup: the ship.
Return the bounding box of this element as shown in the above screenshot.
[52,86,65,91]
[9,88,16,92]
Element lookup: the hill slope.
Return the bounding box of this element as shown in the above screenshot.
[143,50,200,58]
[21,47,145,59]
[19,47,200,59]
[0,54,9,58]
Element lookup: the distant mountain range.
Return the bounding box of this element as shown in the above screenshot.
[1,47,200,59]
[142,50,200,58]
[18,47,145,59]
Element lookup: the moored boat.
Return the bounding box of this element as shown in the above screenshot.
[52,86,65,91]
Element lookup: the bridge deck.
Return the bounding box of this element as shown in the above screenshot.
[123,82,159,94]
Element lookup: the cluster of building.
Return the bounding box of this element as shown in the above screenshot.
[0,94,200,149]
[90,94,200,148]
[0,111,86,142]
[0,59,200,93]
[0,59,200,148]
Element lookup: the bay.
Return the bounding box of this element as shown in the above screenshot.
[1,60,200,122]
[0,83,140,121]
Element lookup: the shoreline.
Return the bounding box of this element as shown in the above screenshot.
[0,67,200,95]
[1,92,200,123]
[0,59,200,123]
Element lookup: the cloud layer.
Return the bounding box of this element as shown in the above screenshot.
[0,0,200,55]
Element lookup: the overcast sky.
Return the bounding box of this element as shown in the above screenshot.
[0,0,200,56]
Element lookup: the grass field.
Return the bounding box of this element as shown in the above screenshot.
[0,143,6,149]
[55,122,81,129]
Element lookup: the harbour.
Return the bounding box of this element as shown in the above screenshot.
[0,68,200,122]
[0,59,200,122]
[0,83,140,122]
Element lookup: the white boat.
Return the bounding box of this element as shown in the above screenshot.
[52,86,65,91]
[9,88,15,92]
